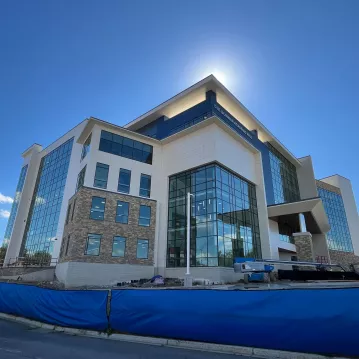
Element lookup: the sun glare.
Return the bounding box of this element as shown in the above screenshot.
[211,70,228,86]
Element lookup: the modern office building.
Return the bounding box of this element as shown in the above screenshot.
[4,75,359,286]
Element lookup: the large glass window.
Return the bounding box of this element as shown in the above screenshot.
[116,201,129,224]
[81,134,91,160]
[76,166,86,192]
[21,138,74,255]
[99,130,153,164]
[167,164,261,268]
[112,236,126,257]
[94,163,109,189]
[267,143,300,205]
[278,222,295,244]
[137,239,149,259]
[3,165,28,246]
[90,197,106,220]
[139,174,151,198]
[85,233,101,256]
[118,169,131,194]
[317,182,353,252]
[139,205,151,226]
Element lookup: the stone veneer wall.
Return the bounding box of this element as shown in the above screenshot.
[293,233,314,262]
[59,186,156,266]
[329,250,359,271]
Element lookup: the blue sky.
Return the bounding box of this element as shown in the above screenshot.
[0,0,358,244]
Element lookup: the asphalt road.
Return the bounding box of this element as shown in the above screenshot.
[0,319,253,359]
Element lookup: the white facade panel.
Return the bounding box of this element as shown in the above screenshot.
[297,156,318,200]
[52,121,88,259]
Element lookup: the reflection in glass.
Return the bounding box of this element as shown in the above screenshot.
[137,239,149,259]
[112,236,126,257]
[85,233,101,255]
[167,164,261,268]
[317,184,353,252]
[267,143,300,205]
[76,166,86,192]
[90,197,106,220]
[99,130,153,164]
[3,165,28,246]
[22,138,74,255]
[118,168,131,193]
[94,163,109,189]
[116,201,129,224]
[139,174,151,198]
[139,205,151,226]
[81,133,91,160]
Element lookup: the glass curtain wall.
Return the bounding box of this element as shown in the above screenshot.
[317,186,353,252]
[267,143,300,204]
[3,165,28,246]
[21,138,74,255]
[167,164,261,268]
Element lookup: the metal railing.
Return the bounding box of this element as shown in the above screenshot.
[315,255,329,264]
[2,256,58,268]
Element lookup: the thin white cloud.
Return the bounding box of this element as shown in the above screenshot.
[0,193,14,204]
[0,209,10,219]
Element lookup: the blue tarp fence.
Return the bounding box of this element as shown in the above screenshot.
[0,283,108,330]
[1,283,359,356]
[110,288,359,357]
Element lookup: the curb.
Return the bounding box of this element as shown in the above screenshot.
[0,313,347,359]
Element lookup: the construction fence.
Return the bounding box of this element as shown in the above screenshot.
[0,282,358,357]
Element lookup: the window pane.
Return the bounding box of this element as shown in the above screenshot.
[116,201,129,224]
[139,205,151,226]
[90,197,106,220]
[101,130,112,141]
[112,236,126,257]
[167,164,261,268]
[98,131,153,164]
[139,174,151,198]
[118,169,131,193]
[76,166,86,191]
[22,139,74,256]
[137,239,149,259]
[85,233,101,255]
[81,134,91,160]
[94,163,109,189]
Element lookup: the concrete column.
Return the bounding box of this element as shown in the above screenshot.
[293,232,314,262]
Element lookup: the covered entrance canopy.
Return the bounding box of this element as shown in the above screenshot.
[267,197,330,235]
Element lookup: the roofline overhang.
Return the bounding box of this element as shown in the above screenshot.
[160,115,260,154]
[123,75,301,167]
[77,117,161,145]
